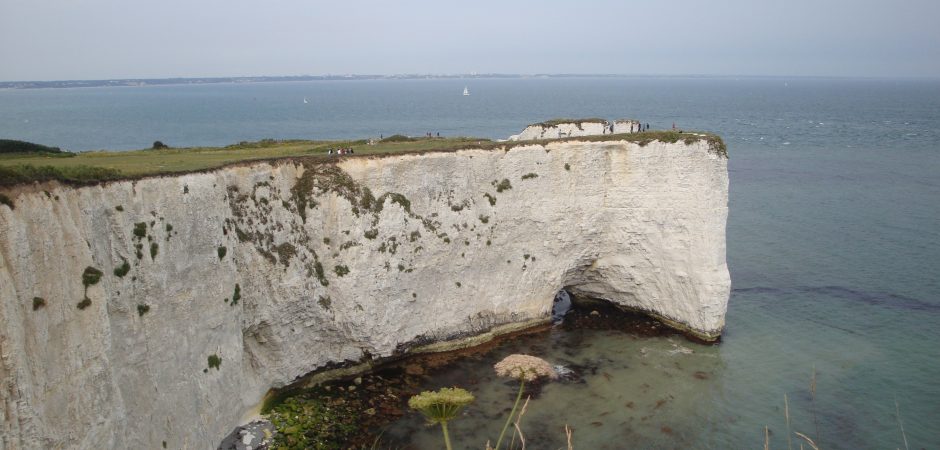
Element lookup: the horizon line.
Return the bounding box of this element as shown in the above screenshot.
[3,72,939,88]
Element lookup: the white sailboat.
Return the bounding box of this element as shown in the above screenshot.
[463,86,470,96]
[303,97,309,104]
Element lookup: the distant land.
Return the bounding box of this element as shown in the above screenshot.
[0,73,626,90]
[0,73,834,90]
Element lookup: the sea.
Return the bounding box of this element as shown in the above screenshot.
[1,77,938,448]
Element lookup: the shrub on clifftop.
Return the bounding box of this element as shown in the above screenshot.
[379,134,415,143]
[0,139,67,154]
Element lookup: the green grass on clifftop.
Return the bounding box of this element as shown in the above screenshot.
[0,132,725,187]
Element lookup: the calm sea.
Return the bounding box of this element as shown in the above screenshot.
[2,77,939,448]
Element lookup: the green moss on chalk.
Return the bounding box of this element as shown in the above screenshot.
[231,283,241,306]
[113,259,130,277]
[133,222,147,238]
[82,266,103,287]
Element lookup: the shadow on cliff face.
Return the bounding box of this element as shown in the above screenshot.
[244,290,702,449]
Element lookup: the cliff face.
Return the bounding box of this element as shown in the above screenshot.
[507,119,640,141]
[0,138,729,449]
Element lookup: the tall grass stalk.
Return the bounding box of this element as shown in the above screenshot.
[495,379,525,450]
[785,393,793,450]
[508,396,530,450]
[810,366,820,444]
[895,397,909,450]
[795,431,820,450]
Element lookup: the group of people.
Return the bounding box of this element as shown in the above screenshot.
[327,147,354,156]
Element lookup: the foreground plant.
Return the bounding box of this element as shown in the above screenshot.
[492,354,558,450]
[408,387,475,450]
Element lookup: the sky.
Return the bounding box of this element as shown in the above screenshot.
[2,0,940,81]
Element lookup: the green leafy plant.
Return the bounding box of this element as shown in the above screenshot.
[495,179,512,193]
[133,222,147,238]
[77,297,92,310]
[217,246,227,260]
[150,242,159,259]
[564,163,571,171]
[521,173,538,180]
[207,354,222,370]
[113,259,130,277]
[334,265,350,276]
[82,266,103,287]
[268,396,359,449]
[231,284,241,306]
[484,193,497,206]
[408,388,475,450]
[137,304,150,317]
[32,297,46,310]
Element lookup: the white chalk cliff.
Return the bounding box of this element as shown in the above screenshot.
[507,119,640,141]
[0,136,729,449]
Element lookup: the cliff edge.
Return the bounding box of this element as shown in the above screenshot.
[0,136,729,449]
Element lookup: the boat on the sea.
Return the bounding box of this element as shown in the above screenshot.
[463,86,469,96]
[303,97,308,104]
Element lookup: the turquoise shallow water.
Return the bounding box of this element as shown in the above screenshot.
[2,77,939,447]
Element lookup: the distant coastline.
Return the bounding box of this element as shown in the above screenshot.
[1,73,911,90]
[0,74,581,90]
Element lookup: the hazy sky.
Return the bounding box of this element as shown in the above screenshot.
[2,0,939,81]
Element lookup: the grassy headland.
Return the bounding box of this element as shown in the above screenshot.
[0,131,725,187]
